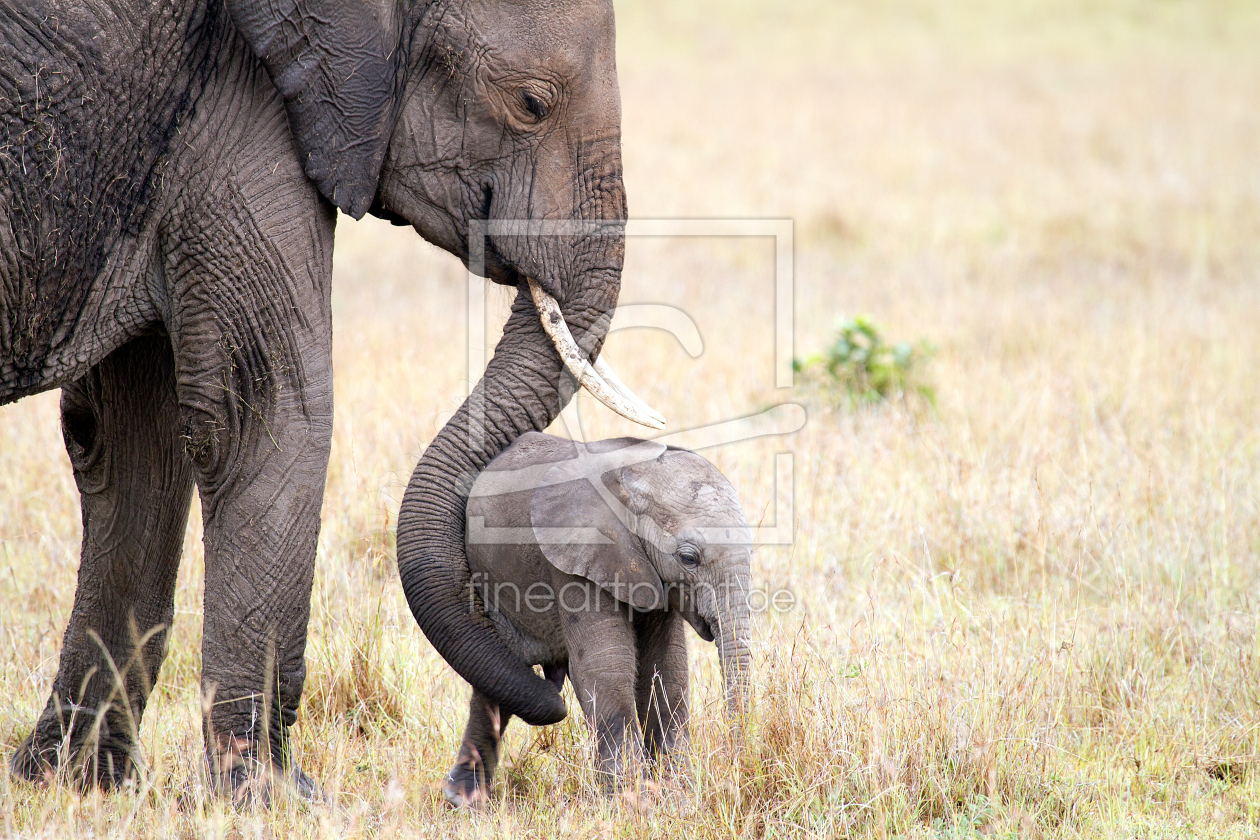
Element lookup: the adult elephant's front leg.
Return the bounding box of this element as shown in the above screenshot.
[10,335,195,788]
[178,321,332,802]
[169,198,336,802]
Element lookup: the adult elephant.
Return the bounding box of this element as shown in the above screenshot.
[1,0,660,797]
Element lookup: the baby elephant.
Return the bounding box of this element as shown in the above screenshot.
[443,432,752,806]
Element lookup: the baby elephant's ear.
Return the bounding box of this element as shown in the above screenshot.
[531,464,664,612]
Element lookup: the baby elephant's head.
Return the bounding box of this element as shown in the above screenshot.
[531,441,753,715]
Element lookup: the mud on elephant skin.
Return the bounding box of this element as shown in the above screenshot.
[440,432,752,806]
[1,0,659,797]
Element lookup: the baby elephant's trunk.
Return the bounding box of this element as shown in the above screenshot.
[714,570,752,718]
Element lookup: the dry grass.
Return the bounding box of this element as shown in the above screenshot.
[3,0,1260,836]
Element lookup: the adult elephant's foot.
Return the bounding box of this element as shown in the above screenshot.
[10,704,139,790]
[210,736,323,807]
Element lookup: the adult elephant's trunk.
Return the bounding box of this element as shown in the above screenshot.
[395,271,630,725]
[715,570,752,718]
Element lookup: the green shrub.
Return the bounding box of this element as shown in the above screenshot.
[793,316,936,408]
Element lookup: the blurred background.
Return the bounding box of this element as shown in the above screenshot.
[3,1,1259,835]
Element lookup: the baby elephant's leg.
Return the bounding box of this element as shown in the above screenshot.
[563,599,643,795]
[444,690,510,807]
[636,611,690,765]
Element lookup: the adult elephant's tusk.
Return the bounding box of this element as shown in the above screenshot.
[591,355,666,429]
[527,277,666,431]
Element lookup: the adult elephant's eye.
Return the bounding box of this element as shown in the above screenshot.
[520,89,548,122]
[678,547,701,567]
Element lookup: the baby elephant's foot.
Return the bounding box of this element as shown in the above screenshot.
[613,778,664,812]
[443,742,491,809]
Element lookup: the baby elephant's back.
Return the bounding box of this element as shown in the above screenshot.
[465,431,652,609]
[466,432,605,655]
[465,435,559,589]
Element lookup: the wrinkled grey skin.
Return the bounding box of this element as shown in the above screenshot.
[2,0,627,796]
[443,432,752,805]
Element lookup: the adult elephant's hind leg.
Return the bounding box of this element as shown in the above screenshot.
[10,334,195,788]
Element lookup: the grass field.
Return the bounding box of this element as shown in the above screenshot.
[3,0,1260,836]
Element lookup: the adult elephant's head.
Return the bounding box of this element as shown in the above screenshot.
[226,0,659,724]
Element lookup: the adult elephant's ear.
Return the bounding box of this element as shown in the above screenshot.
[225,0,402,219]
[531,462,665,612]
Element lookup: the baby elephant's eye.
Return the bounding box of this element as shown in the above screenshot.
[678,547,702,567]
